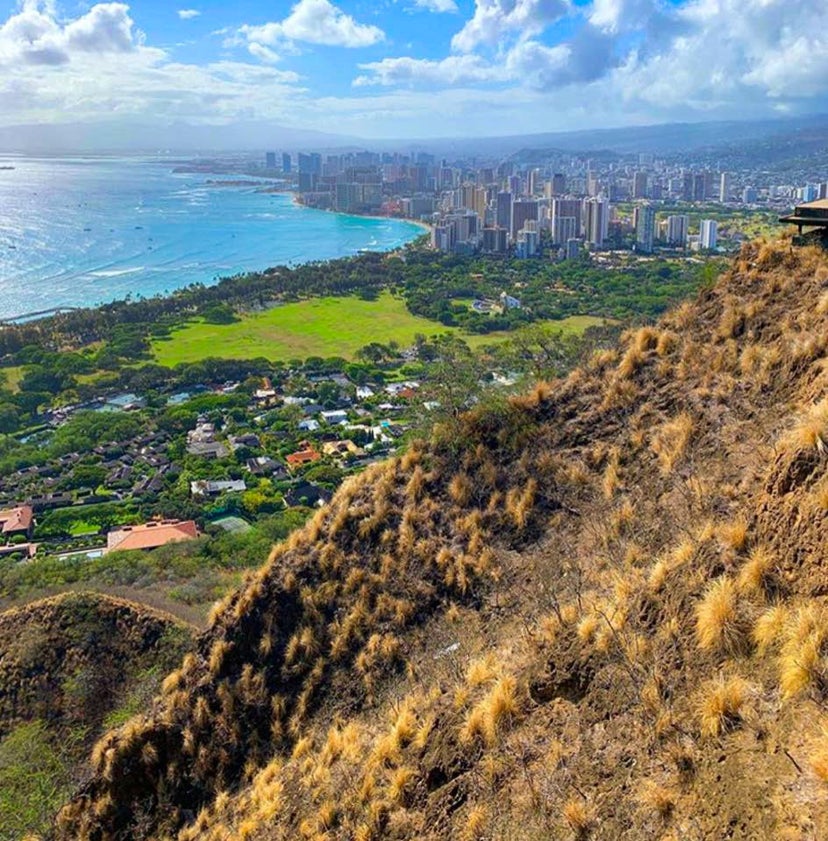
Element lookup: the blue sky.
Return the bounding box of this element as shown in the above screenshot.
[1,0,827,139]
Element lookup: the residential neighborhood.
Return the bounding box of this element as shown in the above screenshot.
[0,356,432,563]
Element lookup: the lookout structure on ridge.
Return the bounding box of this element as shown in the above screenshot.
[780,199,828,245]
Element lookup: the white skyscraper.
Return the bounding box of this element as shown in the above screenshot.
[666,214,689,247]
[719,172,731,203]
[585,198,609,248]
[700,219,718,250]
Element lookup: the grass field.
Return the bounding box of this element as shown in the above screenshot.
[0,365,26,393]
[152,293,608,365]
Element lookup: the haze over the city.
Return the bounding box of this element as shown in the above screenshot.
[1,0,827,148]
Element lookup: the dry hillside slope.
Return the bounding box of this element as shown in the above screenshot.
[53,241,828,840]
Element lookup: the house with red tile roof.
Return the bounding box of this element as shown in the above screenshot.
[106,519,199,554]
[285,441,322,469]
[0,505,34,540]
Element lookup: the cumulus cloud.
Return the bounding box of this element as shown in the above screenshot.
[411,0,459,12]
[240,0,384,51]
[177,9,200,20]
[0,2,138,66]
[451,0,570,52]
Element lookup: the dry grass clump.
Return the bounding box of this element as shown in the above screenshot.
[785,398,828,454]
[753,604,788,654]
[736,546,775,598]
[650,412,694,474]
[637,779,676,820]
[719,519,749,552]
[779,604,828,698]
[810,723,828,782]
[461,804,488,840]
[695,577,749,654]
[460,675,521,747]
[697,675,751,737]
[562,797,595,838]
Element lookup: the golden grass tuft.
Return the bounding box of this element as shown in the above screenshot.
[810,722,828,782]
[466,654,499,687]
[695,577,746,654]
[638,780,675,820]
[461,804,488,840]
[753,604,788,654]
[788,398,828,454]
[460,674,521,747]
[562,797,594,838]
[736,546,775,597]
[650,412,694,474]
[697,675,750,737]
[387,767,416,804]
[779,604,828,698]
[719,519,749,552]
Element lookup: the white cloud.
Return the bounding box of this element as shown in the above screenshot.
[355,54,504,87]
[240,0,384,51]
[411,0,458,12]
[177,9,200,20]
[451,0,570,52]
[0,2,139,66]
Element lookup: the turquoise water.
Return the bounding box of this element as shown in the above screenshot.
[0,156,422,321]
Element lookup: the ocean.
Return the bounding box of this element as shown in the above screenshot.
[0,156,423,321]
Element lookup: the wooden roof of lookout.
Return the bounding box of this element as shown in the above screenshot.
[780,199,828,231]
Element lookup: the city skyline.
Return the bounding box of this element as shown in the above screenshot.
[1,0,827,143]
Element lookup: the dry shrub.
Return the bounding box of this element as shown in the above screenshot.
[461,675,521,747]
[466,654,499,687]
[779,604,828,698]
[618,344,645,379]
[786,398,828,454]
[695,577,748,654]
[753,605,787,654]
[736,546,775,598]
[719,519,749,552]
[387,767,416,804]
[638,779,675,820]
[697,675,750,737]
[461,805,488,840]
[562,797,594,838]
[650,412,694,474]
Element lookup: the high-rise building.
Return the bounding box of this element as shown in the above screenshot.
[265,152,277,169]
[482,227,508,253]
[719,172,731,203]
[496,191,512,230]
[666,214,689,246]
[700,219,718,250]
[550,173,566,196]
[742,186,757,204]
[565,238,583,260]
[635,204,656,253]
[632,171,648,199]
[528,169,540,196]
[587,171,600,197]
[552,215,578,245]
[585,198,609,248]
[282,153,291,173]
[551,198,583,236]
[511,199,539,240]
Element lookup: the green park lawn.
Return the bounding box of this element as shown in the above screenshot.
[0,365,26,393]
[152,293,607,365]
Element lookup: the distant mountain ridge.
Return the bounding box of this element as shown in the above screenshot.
[1,113,826,157]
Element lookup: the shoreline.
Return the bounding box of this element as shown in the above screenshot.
[290,193,432,236]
